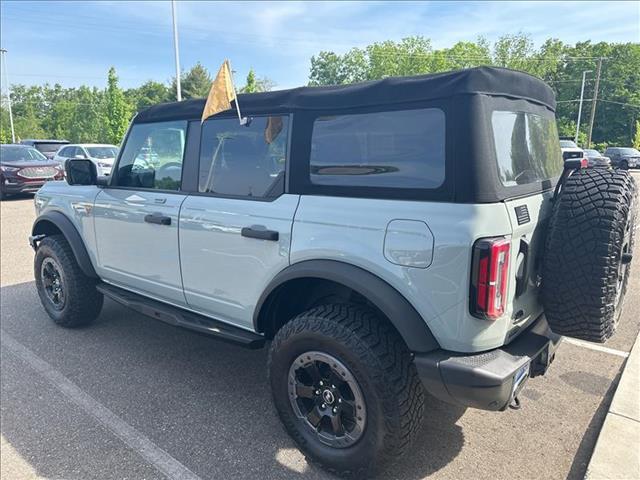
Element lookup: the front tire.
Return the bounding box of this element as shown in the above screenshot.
[34,235,103,327]
[268,304,425,477]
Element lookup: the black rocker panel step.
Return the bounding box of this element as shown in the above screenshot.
[96,283,265,349]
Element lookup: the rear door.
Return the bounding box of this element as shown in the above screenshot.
[179,114,298,330]
[93,120,189,305]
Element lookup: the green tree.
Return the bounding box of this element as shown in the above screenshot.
[173,62,212,99]
[0,106,12,143]
[239,69,276,93]
[242,69,258,93]
[103,67,131,144]
[126,81,171,112]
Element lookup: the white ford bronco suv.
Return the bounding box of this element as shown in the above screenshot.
[30,67,636,477]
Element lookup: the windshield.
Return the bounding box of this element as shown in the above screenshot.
[492,111,563,187]
[1,146,48,162]
[87,146,119,159]
[584,149,600,156]
[559,140,578,148]
[616,148,640,155]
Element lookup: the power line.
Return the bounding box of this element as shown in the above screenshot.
[599,99,640,108]
[0,7,614,62]
[555,99,640,108]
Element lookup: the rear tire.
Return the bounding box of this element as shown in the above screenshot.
[542,168,636,342]
[268,304,425,478]
[34,235,103,327]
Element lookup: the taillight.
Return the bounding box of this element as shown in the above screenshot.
[470,237,511,320]
[581,158,589,168]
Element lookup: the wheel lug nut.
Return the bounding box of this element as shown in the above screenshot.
[338,398,342,403]
[321,403,326,409]
[319,381,323,386]
[331,385,336,389]
[315,390,320,395]
[333,407,338,414]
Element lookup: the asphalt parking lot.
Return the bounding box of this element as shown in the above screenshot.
[1,176,639,480]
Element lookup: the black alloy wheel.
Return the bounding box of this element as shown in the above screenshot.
[288,351,366,448]
[41,257,66,310]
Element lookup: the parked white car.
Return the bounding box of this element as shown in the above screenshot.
[53,144,119,176]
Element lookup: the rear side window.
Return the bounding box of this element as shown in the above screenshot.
[199,116,288,198]
[115,120,187,191]
[309,108,446,189]
[34,143,66,155]
[492,111,563,187]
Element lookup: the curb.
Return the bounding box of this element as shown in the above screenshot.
[585,333,640,479]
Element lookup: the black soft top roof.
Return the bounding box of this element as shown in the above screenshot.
[135,66,555,123]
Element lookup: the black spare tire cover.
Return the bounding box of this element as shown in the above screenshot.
[542,168,637,342]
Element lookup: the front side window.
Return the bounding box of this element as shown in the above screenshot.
[492,111,563,187]
[309,108,446,189]
[116,120,187,191]
[199,116,288,197]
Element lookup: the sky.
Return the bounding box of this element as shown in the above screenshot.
[1,1,639,91]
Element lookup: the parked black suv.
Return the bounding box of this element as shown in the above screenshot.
[604,147,640,169]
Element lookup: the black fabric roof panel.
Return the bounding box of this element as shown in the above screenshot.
[134,66,556,123]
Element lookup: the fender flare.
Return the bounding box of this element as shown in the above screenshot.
[31,211,98,279]
[254,259,440,353]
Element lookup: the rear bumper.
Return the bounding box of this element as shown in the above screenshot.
[414,313,561,411]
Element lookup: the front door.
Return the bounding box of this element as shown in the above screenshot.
[93,120,189,305]
[179,114,297,330]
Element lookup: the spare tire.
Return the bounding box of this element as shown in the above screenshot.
[542,168,636,342]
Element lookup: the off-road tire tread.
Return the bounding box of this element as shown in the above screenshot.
[542,168,636,342]
[268,303,425,478]
[35,234,103,327]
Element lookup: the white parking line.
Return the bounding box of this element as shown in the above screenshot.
[562,337,630,358]
[1,332,203,480]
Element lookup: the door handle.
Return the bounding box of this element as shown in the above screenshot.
[241,227,279,241]
[144,213,171,226]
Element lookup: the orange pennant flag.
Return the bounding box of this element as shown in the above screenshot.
[201,60,236,122]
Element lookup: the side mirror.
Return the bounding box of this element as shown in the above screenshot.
[66,159,97,185]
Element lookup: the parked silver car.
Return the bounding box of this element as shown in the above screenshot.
[53,144,119,176]
[583,149,611,168]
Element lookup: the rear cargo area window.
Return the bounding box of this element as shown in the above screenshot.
[492,111,563,187]
[309,108,445,189]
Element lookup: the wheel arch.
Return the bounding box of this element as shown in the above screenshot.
[32,211,98,279]
[254,259,440,353]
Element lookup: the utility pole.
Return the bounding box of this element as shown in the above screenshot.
[575,70,591,145]
[0,48,16,143]
[171,0,182,101]
[586,58,603,148]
